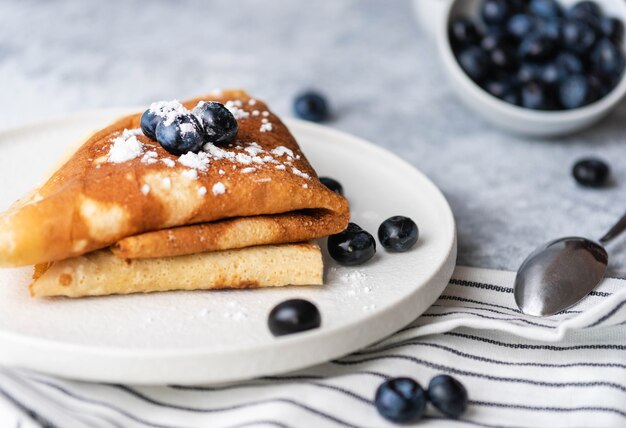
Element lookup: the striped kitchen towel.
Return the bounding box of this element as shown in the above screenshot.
[1,266,625,428]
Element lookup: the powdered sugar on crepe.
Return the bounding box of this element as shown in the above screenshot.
[107,129,144,163]
[105,99,313,187]
[212,182,226,195]
[178,152,210,171]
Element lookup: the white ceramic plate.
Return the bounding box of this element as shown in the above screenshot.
[0,110,456,385]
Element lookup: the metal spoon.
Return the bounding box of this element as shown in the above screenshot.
[515,212,626,317]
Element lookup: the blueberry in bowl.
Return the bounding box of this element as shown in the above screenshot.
[440,0,626,136]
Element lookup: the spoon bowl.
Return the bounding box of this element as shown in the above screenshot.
[515,237,608,317]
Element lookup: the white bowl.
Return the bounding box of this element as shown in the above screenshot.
[435,0,626,137]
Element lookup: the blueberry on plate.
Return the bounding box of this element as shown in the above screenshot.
[457,46,490,82]
[375,378,427,423]
[140,101,184,141]
[319,177,343,195]
[328,223,376,266]
[428,375,469,419]
[268,299,321,337]
[529,0,562,19]
[562,18,598,54]
[155,113,205,155]
[600,17,624,45]
[518,33,556,61]
[507,14,536,40]
[481,0,511,26]
[591,38,626,76]
[521,81,551,110]
[559,74,593,109]
[192,101,238,145]
[572,158,610,187]
[449,17,481,48]
[294,91,330,122]
[378,216,419,252]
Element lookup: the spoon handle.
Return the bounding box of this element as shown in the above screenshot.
[599,212,626,245]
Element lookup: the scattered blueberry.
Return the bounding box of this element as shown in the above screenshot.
[428,375,469,419]
[600,17,624,44]
[458,46,490,82]
[518,33,556,61]
[155,113,204,155]
[378,216,419,253]
[268,299,321,337]
[507,14,536,40]
[293,91,330,122]
[375,378,427,423]
[449,17,481,48]
[529,0,562,19]
[559,74,593,109]
[192,101,238,145]
[319,177,343,195]
[327,223,376,266]
[573,158,610,187]
[481,0,511,26]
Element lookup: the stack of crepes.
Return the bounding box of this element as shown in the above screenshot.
[0,90,350,297]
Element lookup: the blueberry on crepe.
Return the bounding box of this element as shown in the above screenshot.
[0,90,350,297]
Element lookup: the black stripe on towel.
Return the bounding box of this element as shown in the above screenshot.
[471,400,626,418]
[449,279,513,293]
[0,386,58,428]
[449,279,612,297]
[586,298,626,328]
[436,295,581,315]
[444,332,626,350]
[350,341,626,369]
[171,379,373,405]
[334,355,626,393]
[421,309,556,328]
[113,385,361,428]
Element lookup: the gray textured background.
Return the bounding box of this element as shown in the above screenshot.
[1,0,626,275]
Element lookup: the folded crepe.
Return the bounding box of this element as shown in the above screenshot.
[30,243,323,298]
[0,89,349,297]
